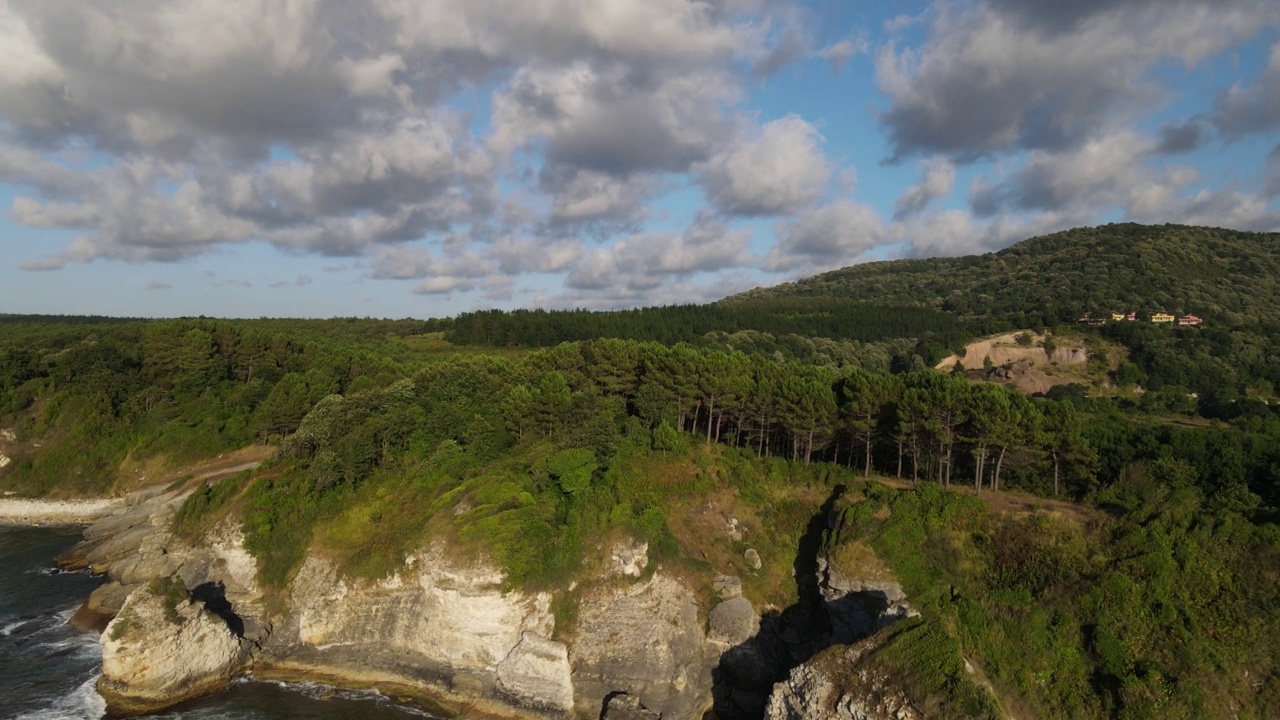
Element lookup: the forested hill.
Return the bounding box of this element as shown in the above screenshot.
[727,224,1280,328]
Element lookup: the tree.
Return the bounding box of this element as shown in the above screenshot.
[841,370,894,477]
[652,419,679,457]
[1042,401,1098,496]
[503,384,535,441]
[533,371,572,436]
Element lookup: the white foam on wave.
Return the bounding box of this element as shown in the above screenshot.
[2,618,30,636]
[35,633,102,661]
[11,674,106,720]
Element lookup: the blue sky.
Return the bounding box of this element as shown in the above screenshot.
[1,0,1277,319]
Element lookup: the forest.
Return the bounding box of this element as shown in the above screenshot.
[4,224,1280,718]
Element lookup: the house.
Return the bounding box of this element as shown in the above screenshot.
[1151,312,1175,324]
[1111,312,1129,321]
[1178,314,1203,326]
[1125,312,1137,321]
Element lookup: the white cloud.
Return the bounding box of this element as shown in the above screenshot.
[763,201,886,273]
[876,0,1275,161]
[894,157,955,219]
[698,115,832,216]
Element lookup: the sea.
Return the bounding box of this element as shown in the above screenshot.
[0,524,439,720]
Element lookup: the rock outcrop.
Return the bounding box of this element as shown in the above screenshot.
[571,573,711,720]
[263,550,573,717]
[98,579,252,716]
[61,482,922,720]
[765,639,923,720]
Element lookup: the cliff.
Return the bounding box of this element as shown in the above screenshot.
[59,485,925,719]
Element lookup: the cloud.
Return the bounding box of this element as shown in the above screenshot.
[0,0,793,280]
[894,157,955,219]
[491,61,736,175]
[753,24,809,78]
[875,0,1274,162]
[369,244,493,282]
[763,201,886,273]
[697,115,832,216]
[898,208,1090,258]
[270,274,313,289]
[968,130,1198,217]
[817,35,868,72]
[1213,40,1280,138]
[487,236,584,276]
[1153,119,1207,155]
[1267,145,1280,197]
[564,217,753,294]
[539,166,655,230]
[145,280,172,290]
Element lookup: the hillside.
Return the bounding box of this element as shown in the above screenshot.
[5,224,1280,718]
[727,224,1280,328]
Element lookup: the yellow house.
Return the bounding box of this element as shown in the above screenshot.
[1151,312,1175,324]
[1111,312,1126,321]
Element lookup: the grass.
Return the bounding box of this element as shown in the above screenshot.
[813,618,1000,719]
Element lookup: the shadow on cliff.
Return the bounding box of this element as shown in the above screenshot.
[706,484,891,720]
[190,581,244,638]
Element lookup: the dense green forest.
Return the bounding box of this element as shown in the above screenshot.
[730,224,1280,326]
[5,224,1280,718]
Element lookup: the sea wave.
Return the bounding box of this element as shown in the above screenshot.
[11,674,106,720]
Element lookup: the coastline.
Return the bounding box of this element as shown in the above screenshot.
[0,497,123,526]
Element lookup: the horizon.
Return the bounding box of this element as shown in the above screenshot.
[1,1,1278,318]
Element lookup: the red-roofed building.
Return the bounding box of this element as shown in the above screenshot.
[1178,314,1203,326]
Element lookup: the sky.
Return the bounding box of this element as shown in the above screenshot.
[0,0,1278,319]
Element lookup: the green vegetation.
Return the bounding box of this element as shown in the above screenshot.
[732,224,1280,326]
[155,576,188,627]
[813,618,1000,718]
[8,225,1280,718]
[831,474,1280,719]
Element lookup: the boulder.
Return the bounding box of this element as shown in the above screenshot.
[708,597,758,646]
[98,578,251,716]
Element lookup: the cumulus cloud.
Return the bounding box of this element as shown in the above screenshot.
[0,0,791,279]
[763,201,886,273]
[876,0,1274,162]
[817,35,868,72]
[1213,40,1280,137]
[894,157,955,219]
[968,130,1199,217]
[1153,119,1207,155]
[697,115,832,216]
[564,217,753,295]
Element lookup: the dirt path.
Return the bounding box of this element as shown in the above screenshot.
[0,445,273,525]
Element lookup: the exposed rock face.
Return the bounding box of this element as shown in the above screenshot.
[818,557,917,644]
[601,692,663,720]
[98,580,251,716]
[609,539,649,577]
[571,573,710,720]
[265,550,573,717]
[68,485,927,720]
[765,647,922,720]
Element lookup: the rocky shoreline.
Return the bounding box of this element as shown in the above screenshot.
[0,496,125,526]
[45,483,923,719]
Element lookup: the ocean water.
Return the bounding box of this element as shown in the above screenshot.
[0,525,438,720]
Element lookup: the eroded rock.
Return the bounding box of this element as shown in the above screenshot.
[709,597,759,646]
[572,573,709,720]
[98,579,251,716]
